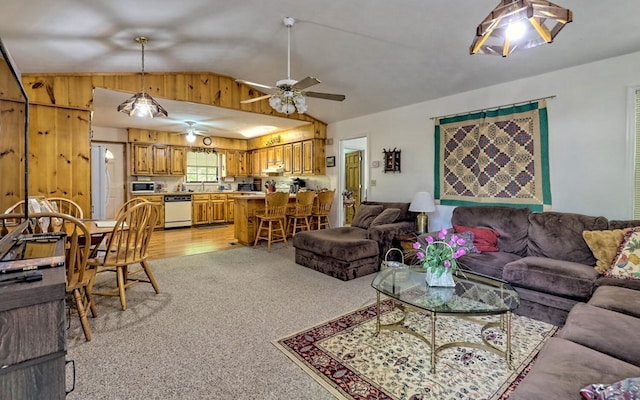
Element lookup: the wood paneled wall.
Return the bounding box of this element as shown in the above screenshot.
[0,98,26,209]
[11,71,328,216]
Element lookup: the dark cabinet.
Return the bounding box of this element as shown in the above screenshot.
[0,267,67,399]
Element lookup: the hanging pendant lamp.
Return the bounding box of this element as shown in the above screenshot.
[117,36,168,118]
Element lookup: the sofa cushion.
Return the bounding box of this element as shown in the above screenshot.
[604,228,640,281]
[292,227,379,262]
[583,228,630,273]
[456,251,522,279]
[454,225,499,252]
[588,285,640,318]
[558,303,640,367]
[451,206,531,256]
[527,211,608,265]
[608,219,640,230]
[510,337,640,400]
[595,276,640,291]
[370,207,401,227]
[361,201,413,222]
[503,256,598,300]
[351,204,384,229]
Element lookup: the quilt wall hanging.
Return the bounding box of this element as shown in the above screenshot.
[434,100,551,211]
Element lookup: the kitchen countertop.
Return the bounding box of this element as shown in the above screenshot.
[132,191,265,197]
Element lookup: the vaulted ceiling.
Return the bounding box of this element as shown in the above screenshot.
[1,0,639,134]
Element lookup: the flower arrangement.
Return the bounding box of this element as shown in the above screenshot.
[412,228,468,277]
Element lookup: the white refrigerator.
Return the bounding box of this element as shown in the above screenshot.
[91,145,111,220]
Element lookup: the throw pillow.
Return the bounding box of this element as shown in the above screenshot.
[582,228,631,273]
[370,208,401,227]
[453,225,500,252]
[351,204,384,229]
[580,377,640,400]
[604,228,640,281]
[421,229,478,254]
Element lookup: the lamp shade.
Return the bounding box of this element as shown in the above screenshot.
[409,192,436,213]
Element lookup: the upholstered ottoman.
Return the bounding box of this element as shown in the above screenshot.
[293,227,380,281]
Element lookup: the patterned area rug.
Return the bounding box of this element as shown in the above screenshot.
[274,300,557,400]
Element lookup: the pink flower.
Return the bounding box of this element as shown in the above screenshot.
[444,260,451,268]
[438,229,447,240]
[451,234,458,242]
[456,238,466,246]
[426,236,434,244]
[413,242,421,249]
[454,248,467,258]
[416,251,425,259]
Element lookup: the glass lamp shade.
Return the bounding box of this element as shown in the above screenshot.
[470,0,573,57]
[268,92,307,115]
[117,92,168,118]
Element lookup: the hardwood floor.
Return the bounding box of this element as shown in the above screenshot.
[146,223,240,260]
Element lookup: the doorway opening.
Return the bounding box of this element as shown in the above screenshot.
[339,136,368,226]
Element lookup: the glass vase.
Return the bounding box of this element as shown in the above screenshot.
[425,268,455,287]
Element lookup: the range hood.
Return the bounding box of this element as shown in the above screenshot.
[263,165,284,175]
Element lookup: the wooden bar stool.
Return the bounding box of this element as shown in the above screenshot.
[311,189,335,230]
[253,191,289,252]
[286,190,315,237]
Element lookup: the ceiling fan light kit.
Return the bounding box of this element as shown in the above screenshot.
[470,0,572,57]
[117,36,168,118]
[236,17,345,116]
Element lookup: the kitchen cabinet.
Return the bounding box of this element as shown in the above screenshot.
[0,266,66,400]
[292,142,303,175]
[132,143,153,175]
[250,148,268,177]
[226,197,235,222]
[132,144,187,176]
[170,147,187,175]
[192,193,228,224]
[225,150,249,177]
[302,140,314,175]
[282,143,292,175]
[132,194,165,228]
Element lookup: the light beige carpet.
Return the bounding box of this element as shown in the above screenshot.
[275,300,558,400]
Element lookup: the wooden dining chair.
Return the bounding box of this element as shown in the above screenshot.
[285,190,315,237]
[115,197,149,220]
[4,200,25,214]
[253,191,289,252]
[47,197,84,219]
[88,201,160,311]
[26,212,97,341]
[311,189,335,230]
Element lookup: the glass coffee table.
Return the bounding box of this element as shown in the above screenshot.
[371,267,520,373]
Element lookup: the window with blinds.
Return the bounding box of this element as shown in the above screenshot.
[635,89,640,218]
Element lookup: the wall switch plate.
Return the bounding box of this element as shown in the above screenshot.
[371,179,376,186]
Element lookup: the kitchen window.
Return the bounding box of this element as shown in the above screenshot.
[186,150,219,182]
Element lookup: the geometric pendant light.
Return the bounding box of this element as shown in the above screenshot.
[117,36,168,118]
[470,0,572,57]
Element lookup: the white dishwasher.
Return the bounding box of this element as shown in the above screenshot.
[164,195,192,228]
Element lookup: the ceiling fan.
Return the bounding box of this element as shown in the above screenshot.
[176,121,209,144]
[236,17,346,115]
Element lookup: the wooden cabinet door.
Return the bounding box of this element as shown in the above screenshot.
[134,195,165,228]
[210,196,226,223]
[191,195,210,225]
[282,144,292,175]
[226,198,234,222]
[274,145,284,166]
[292,142,303,175]
[132,144,153,175]
[259,149,268,176]
[302,140,314,175]
[237,152,248,177]
[251,150,261,176]
[153,146,170,174]
[170,147,186,175]
[267,147,276,167]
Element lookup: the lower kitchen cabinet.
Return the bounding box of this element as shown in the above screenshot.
[192,193,228,225]
[132,194,165,228]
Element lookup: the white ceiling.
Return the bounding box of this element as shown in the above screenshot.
[2,1,640,135]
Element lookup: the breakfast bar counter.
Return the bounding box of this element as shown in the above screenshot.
[232,192,307,246]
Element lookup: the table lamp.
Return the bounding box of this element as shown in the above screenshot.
[409,192,436,234]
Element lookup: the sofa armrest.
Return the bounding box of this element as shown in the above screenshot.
[368,221,415,261]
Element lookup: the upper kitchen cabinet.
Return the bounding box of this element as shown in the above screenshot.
[132,143,187,176]
[225,150,249,178]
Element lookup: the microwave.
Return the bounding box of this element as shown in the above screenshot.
[131,181,156,193]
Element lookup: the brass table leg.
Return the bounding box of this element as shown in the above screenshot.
[430,312,437,373]
[506,311,512,368]
[376,291,381,335]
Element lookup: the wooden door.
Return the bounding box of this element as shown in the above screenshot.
[152,146,170,174]
[191,195,210,225]
[210,196,226,223]
[292,142,302,175]
[170,146,186,175]
[345,150,362,225]
[302,140,313,175]
[282,144,292,175]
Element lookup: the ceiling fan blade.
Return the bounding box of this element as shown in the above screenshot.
[294,76,321,90]
[240,94,273,104]
[235,79,278,92]
[304,91,346,102]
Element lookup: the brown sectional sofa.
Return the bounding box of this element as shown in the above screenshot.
[451,206,640,326]
[292,201,415,281]
[451,206,640,399]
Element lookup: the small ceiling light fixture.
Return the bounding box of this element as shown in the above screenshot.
[117,36,168,118]
[470,0,573,57]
